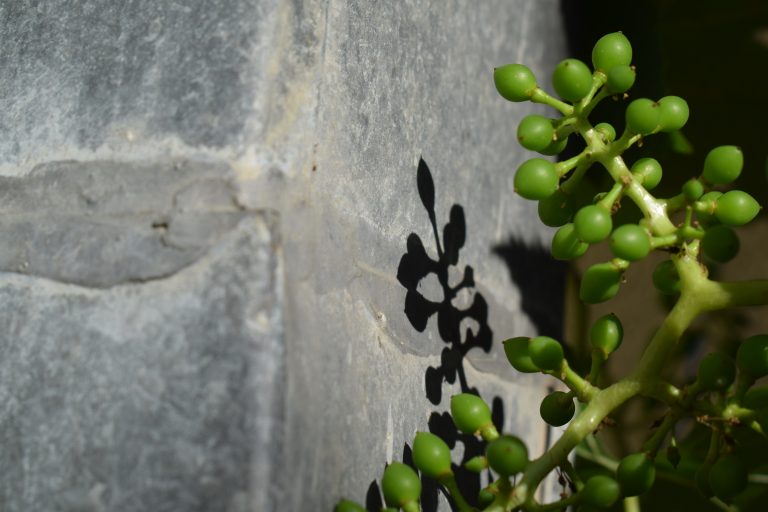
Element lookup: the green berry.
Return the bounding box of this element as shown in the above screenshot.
[503,337,540,373]
[574,205,613,243]
[709,456,748,500]
[625,98,660,135]
[538,189,574,227]
[494,64,537,102]
[412,432,452,479]
[514,158,559,200]
[486,435,528,476]
[696,191,722,224]
[539,391,575,427]
[335,499,366,512]
[518,115,554,151]
[631,157,662,190]
[743,386,768,409]
[381,462,421,508]
[595,122,616,142]
[698,352,736,391]
[616,453,656,496]
[552,58,593,102]
[583,475,621,508]
[609,224,650,261]
[539,136,569,156]
[464,455,488,473]
[477,487,495,507]
[702,146,743,184]
[450,393,493,435]
[658,96,689,132]
[715,190,760,226]
[652,260,680,295]
[702,225,739,263]
[736,335,768,378]
[580,262,622,304]
[551,223,589,260]
[592,32,633,71]
[682,178,704,201]
[529,336,564,371]
[590,313,623,355]
[605,65,636,94]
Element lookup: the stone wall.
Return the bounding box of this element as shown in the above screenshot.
[0,1,567,510]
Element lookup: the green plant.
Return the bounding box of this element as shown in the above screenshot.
[337,32,768,511]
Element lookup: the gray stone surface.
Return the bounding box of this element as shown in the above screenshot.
[0,1,568,511]
[0,160,284,512]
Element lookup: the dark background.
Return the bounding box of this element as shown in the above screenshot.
[559,1,768,511]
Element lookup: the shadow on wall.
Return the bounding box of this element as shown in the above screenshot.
[363,158,565,510]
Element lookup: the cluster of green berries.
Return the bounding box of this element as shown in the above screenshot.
[337,31,767,512]
[495,32,760,305]
[690,334,768,501]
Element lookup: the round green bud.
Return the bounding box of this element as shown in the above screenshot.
[450,393,493,435]
[709,456,748,500]
[552,58,593,102]
[658,96,689,132]
[609,224,650,261]
[631,157,662,190]
[551,223,589,261]
[539,391,575,427]
[616,453,656,496]
[743,386,768,409]
[583,475,621,509]
[486,435,528,477]
[529,336,564,371]
[517,114,555,152]
[494,64,537,102]
[514,158,559,200]
[715,190,760,226]
[625,98,660,135]
[682,178,704,202]
[652,260,680,295]
[335,499,367,512]
[698,352,737,391]
[412,432,452,479]
[736,335,768,378]
[539,136,569,156]
[574,205,613,243]
[702,225,739,263]
[381,462,421,508]
[477,487,495,507]
[590,313,623,355]
[605,65,636,94]
[696,191,722,224]
[538,189,574,227]
[580,262,622,304]
[503,337,540,373]
[595,122,616,143]
[702,146,743,184]
[463,455,488,473]
[592,32,633,71]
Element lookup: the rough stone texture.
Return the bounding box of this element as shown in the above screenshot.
[0,160,283,512]
[0,1,568,511]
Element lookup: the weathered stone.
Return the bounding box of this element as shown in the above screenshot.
[0,160,283,512]
[0,1,568,511]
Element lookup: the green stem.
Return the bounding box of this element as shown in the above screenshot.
[598,153,676,236]
[623,496,641,512]
[438,474,474,512]
[531,88,574,116]
[550,361,599,402]
[528,494,581,512]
